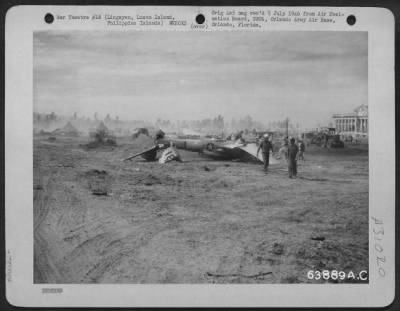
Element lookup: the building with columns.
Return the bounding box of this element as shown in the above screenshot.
[332,104,368,135]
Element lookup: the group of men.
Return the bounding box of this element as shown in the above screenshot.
[256,134,305,178]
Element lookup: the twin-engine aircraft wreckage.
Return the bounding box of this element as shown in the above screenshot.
[123,131,280,165]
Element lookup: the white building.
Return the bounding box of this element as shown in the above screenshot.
[332,104,368,135]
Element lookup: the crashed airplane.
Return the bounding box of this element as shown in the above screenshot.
[123,131,280,164]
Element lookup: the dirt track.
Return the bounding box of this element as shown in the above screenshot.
[34,136,368,283]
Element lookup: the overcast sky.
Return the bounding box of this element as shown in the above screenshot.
[34,31,367,129]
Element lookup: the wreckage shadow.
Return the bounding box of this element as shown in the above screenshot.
[129,159,158,163]
[128,158,214,164]
[181,159,215,163]
[296,176,329,182]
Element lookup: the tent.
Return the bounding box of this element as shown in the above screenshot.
[97,121,109,133]
[54,121,79,136]
[89,121,111,138]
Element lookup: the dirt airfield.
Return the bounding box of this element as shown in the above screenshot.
[34,135,368,284]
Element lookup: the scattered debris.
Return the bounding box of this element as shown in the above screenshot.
[85,169,108,177]
[205,271,272,279]
[91,189,108,196]
[279,229,289,235]
[144,181,159,186]
[125,171,176,186]
[85,169,111,195]
[271,242,284,255]
[202,164,216,172]
[132,128,149,139]
[311,236,326,241]
[85,130,117,149]
[63,234,79,242]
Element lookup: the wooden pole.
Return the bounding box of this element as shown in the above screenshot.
[286,118,289,138]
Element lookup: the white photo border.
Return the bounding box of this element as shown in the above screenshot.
[5,5,395,307]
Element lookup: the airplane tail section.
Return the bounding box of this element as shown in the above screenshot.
[158,146,182,163]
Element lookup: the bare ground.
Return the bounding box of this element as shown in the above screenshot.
[33,136,369,284]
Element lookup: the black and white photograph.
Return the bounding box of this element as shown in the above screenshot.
[5,5,396,307]
[32,30,369,284]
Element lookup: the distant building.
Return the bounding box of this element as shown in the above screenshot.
[332,104,368,134]
[319,127,336,135]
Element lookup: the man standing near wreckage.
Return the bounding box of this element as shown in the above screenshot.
[257,134,273,171]
[287,137,299,178]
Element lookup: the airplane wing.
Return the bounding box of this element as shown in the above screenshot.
[223,142,280,164]
[237,144,279,164]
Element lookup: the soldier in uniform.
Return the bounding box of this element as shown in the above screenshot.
[257,134,274,172]
[278,136,289,160]
[287,137,299,178]
[234,130,245,143]
[298,140,305,161]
